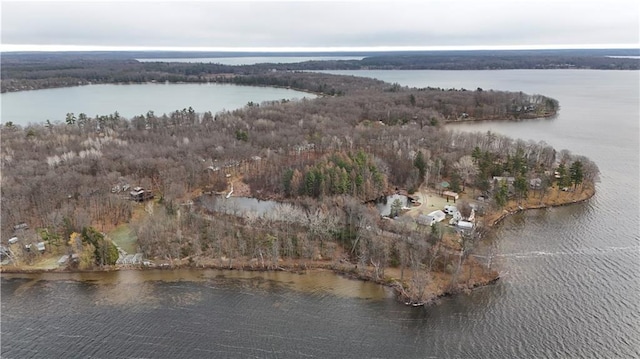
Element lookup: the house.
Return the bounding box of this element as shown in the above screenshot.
[418,210,446,226]
[120,253,144,266]
[8,237,18,244]
[129,187,154,202]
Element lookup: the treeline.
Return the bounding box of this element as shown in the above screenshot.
[2,50,638,92]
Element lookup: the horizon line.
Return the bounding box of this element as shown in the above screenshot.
[2,43,639,53]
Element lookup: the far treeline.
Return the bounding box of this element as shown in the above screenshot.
[1,49,639,92]
[1,69,598,304]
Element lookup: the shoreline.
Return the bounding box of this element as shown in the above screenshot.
[0,185,595,306]
[0,186,595,307]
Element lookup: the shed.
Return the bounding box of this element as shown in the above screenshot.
[442,191,459,202]
[457,221,474,230]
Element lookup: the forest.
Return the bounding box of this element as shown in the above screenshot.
[2,49,639,93]
[0,65,599,303]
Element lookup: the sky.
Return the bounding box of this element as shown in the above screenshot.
[1,0,639,52]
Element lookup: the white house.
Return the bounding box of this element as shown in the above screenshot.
[418,210,447,226]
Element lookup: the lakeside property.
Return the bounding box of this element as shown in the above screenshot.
[3,63,636,359]
[0,64,598,305]
[1,173,595,305]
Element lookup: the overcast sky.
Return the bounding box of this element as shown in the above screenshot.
[1,0,639,51]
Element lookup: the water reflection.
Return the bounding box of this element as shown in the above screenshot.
[1,268,390,301]
[197,195,279,216]
[375,194,409,217]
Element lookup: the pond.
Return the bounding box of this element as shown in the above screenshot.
[196,195,281,217]
[374,194,409,217]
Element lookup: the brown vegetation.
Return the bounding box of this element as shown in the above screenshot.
[0,69,598,305]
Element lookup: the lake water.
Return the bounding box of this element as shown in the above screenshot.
[136,56,364,65]
[0,83,313,126]
[2,70,639,358]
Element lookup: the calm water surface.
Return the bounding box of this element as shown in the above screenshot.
[136,56,364,65]
[0,83,313,126]
[2,70,639,358]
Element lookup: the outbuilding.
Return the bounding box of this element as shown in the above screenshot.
[457,221,474,230]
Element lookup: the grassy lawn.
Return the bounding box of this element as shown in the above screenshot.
[31,256,60,270]
[108,223,138,254]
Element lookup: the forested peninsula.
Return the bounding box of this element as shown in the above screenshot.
[0,57,599,305]
[1,49,639,93]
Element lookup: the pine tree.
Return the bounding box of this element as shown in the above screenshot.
[570,160,584,189]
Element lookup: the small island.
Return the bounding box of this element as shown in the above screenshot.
[0,58,599,305]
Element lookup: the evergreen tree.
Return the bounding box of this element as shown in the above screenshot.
[414,151,426,182]
[81,227,119,266]
[494,181,508,208]
[557,163,570,188]
[569,160,584,189]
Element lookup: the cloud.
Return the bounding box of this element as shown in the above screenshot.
[1,0,638,49]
